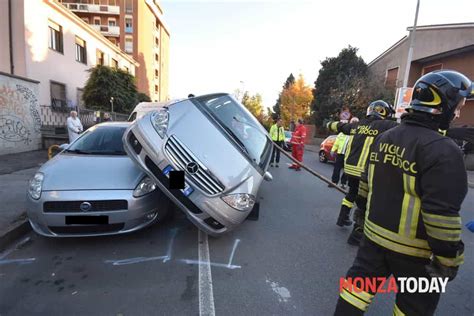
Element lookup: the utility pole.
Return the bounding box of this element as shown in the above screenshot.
[402,0,420,88]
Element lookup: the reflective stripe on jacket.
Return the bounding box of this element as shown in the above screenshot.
[363,116,466,265]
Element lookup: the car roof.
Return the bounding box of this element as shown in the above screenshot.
[94,122,131,128]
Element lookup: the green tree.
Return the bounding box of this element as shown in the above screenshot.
[241,91,264,120]
[83,65,138,114]
[273,73,295,118]
[311,46,368,127]
[136,92,151,103]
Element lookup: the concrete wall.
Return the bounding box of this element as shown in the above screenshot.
[0,72,41,155]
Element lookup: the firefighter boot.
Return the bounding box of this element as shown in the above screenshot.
[347,225,363,246]
[336,206,352,227]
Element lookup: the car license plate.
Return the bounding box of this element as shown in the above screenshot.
[66,216,108,225]
[163,165,194,197]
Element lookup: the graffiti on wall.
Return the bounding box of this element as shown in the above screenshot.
[0,75,40,153]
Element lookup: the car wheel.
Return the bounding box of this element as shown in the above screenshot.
[319,150,328,163]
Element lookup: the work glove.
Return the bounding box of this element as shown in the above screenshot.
[425,256,458,281]
[446,127,474,144]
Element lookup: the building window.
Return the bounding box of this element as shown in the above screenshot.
[108,19,116,27]
[385,67,399,88]
[48,20,63,53]
[125,0,133,13]
[155,69,159,78]
[94,17,101,25]
[50,81,67,109]
[125,18,133,33]
[155,54,159,62]
[155,85,159,94]
[77,88,85,109]
[96,49,105,66]
[75,36,87,64]
[111,58,118,69]
[422,63,443,75]
[125,37,133,53]
[155,37,160,47]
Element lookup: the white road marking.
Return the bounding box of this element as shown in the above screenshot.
[181,259,241,270]
[198,229,215,316]
[104,256,168,266]
[227,239,240,268]
[266,279,291,303]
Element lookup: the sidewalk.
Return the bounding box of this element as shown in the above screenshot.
[0,150,48,250]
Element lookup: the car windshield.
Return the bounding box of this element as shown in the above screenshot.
[66,125,127,155]
[195,94,271,167]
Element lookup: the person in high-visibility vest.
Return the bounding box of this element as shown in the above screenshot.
[289,118,307,171]
[269,118,285,167]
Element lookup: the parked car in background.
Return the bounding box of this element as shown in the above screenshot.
[283,130,293,151]
[123,93,273,236]
[319,135,337,163]
[26,122,170,237]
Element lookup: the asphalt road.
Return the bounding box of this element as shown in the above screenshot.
[1,150,473,315]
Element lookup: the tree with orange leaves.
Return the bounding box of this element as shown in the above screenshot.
[280,74,313,128]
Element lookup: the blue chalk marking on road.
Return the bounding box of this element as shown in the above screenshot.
[105,256,168,266]
[163,228,178,263]
[180,259,241,270]
[227,239,241,268]
[0,258,36,265]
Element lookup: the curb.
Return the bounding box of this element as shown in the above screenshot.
[0,220,31,253]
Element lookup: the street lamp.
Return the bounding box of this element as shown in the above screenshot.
[110,96,114,120]
[402,0,421,88]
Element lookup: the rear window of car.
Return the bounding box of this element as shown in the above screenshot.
[67,125,127,155]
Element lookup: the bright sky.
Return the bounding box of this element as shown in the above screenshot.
[161,0,473,107]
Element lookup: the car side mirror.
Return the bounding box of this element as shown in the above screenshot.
[59,143,69,150]
[263,171,273,182]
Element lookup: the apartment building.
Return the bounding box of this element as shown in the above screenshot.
[0,0,138,108]
[59,0,170,101]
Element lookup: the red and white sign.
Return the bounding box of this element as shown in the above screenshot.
[394,87,414,119]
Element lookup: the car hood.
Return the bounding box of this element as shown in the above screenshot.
[40,154,144,191]
[166,101,259,192]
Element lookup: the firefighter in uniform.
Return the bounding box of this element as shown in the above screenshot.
[327,101,397,227]
[289,118,307,171]
[334,70,472,315]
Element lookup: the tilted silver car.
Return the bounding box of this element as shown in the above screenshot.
[123,93,273,236]
[26,122,170,237]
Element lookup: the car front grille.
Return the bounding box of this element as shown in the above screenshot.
[43,200,128,213]
[164,135,224,195]
[48,224,125,235]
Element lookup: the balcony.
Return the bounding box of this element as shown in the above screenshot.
[63,3,120,15]
[91,25,120,37]
[125,26,133,34]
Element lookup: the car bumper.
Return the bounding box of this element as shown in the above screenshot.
[122,120,251,236]
[26,189,167,237]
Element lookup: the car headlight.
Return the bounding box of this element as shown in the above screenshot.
[133,176,157,197]
[28,173,44,200]
[221,193,256,212]
[151,108,169,138]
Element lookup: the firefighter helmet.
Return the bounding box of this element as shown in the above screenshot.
[408,70,473,127]
[366,100,394,119]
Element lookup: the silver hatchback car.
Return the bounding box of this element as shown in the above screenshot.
[123,93,273,236]
[26,122,169,237]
